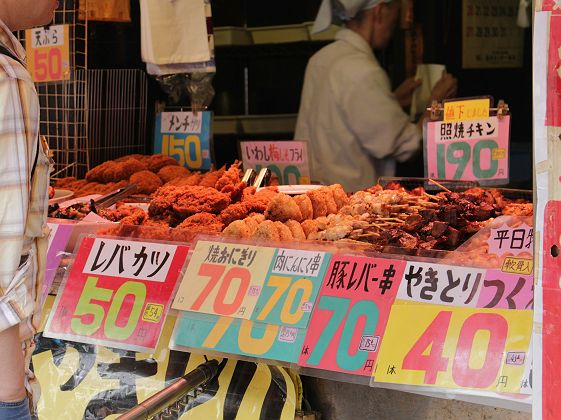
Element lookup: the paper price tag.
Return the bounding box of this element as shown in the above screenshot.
[476,270,533,310]
[397,262,486,307]
[298,255,406,376]
[172,312,305,363]
[501,257,533,275]
[172,241,276,319]
[444,98,490,122]
[25,25,70,83]
[154,111,213,171]
[240,141,311,185]
[375,303,532,393]
[251,248,330,328]
[44,237,189,352]
[425,116,510,183]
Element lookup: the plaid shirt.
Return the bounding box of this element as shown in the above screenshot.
[0,19,50,340]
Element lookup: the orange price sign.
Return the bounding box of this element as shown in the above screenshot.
[375,303,532,393]
[25,25,70,83]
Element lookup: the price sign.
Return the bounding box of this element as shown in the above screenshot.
[443,98,490,122]
[44,237,189,351]
[476,270,533,310]
[172,312,305,363]
[25,25,70,83]
[397,262,487,307]
[425,116,510,184]
[251,248,330,328]
[488,223,533,256]
[298,255,406,376]
[43,222,74,305]
[240,141,311,185]
[375,303,532,392]
[154,111,213,171]
[172,241,276,319]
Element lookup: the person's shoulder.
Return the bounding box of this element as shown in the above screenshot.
[0,54,32,83]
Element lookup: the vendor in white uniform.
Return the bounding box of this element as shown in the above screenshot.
[295,0,457,192]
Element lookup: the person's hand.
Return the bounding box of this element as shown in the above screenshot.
[429,72,458,102]
[394,77,422,108]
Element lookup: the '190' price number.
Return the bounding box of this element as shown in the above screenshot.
[437,140,500,180]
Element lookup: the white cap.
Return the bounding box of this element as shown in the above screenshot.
[312,0,393,34]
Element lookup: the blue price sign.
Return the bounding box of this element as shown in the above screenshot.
[172,312,305,363]
[154,111,213,171]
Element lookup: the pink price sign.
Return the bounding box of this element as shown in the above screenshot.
[476,270,534,310]
[425,116,510,184]
[298,255,406,376]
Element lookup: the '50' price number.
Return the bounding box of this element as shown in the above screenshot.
[71,276,146,341]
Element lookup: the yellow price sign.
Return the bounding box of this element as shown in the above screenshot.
[172,241,276,319]
[444,98,490,122]
[25,25,70,83]
[375,303,532,393]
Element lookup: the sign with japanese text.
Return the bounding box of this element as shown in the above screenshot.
[25,25,70,83]
[425,116,510,184]
[44,237,189,352]
[375,303,533,393]
[462,0,524,69]
[172,241,276,319]
[397,262,487,307]
[251,248,331,329]
[154,111,213,171]
[476,270,533,310]
[488,223,534,256]
[502,257,533,275]
[298,255,406,376]
[443,98,490,122]
[172,312,305,363]
[43,222,74,305]
[34,296,297,420]
[240,141,311,185]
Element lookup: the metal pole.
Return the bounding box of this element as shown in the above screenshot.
[117,359,219,420]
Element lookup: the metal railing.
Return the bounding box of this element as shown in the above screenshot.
[117,359,219,420]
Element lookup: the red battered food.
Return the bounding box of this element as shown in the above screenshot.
[215,161,242,193]
[129,170,163,194]
[146,154,179,172]
[175,212,224,233]
[242,186,279,213]
[149,185,231,218]
[157,165,190,183]
[198,166,226,188]
[220,202,251,226]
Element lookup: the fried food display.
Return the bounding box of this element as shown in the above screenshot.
[129,170,163,194]
[158,165,190,183]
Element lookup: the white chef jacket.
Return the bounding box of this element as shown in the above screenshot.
[295,28,421,192]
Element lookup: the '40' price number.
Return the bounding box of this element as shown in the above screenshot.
[162,134,204,169]
[437,140,501,180]
[376,305,532,392]
[71,277,146,340]
[300,296,380,374]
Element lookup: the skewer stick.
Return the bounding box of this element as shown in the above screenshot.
[428,179,452,193]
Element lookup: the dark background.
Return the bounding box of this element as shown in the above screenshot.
[86,0,533,188]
